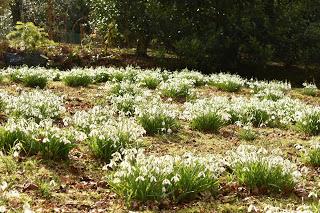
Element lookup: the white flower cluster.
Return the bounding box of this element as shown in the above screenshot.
[61,68,94,80]
[173,69,206,86]
[248,80,291,93]
[303,82,318,90]
[135,96,180,133]
[4,90,66,120]
[107,148,225,199]
[64,105,114,133]
[208,73,246,90]
[108,80,143,97]
[159,77,195,99]
[182,97,231,121]
[88,116,145,144]
[3,67,55,81]
[226,145,301,182]
[136,68,163,89]
[254,87,285,100]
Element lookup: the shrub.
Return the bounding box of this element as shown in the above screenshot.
[107,149,225,204]
[296,108,320,135]
[227,145,301,193]
[182,98,230,133]
[302,83,318,97]
[62,69,93,87]
[160,78,195,101]
[135,97,180,135]
[6,22,54,52]
[87,117,145,162]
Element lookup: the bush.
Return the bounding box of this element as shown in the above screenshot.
[6,22,54,52]
[87,117,145,162]
[227,145,300,194]
[107,149,225,204]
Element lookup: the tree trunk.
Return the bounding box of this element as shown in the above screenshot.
[136,37,148,57]
[10,0,22,25]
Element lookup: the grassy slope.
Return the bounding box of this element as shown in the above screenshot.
[0,80,320,212]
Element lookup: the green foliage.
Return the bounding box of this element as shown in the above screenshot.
[63,74,93,87]
[297,111,320,135]
[306,148,320,167]
[138,114,179,136]
[238,128,257,141]
[6,22,54,52]
[22,74,48,89]
[0,127,39,155]
[88,132,131,162]
[234,161,295,193]
[191,112,226,133]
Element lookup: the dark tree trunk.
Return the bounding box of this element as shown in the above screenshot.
[136,37,148,57]
[10,0,22,25]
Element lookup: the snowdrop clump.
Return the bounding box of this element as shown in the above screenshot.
[3,67,54,88]
[226,145,301,193]
[136,68,163,89]
[159,77,195,101]
[254,87,285,101]
[62,68,94,87]
[135,97,180,135]
[107,148,226,203]
[173,69,206,86]
[4,90,66,121]
[295,106,320,135]
[108,80,143,97]
[208,73,246,92]
[64,105,114,134]
[182,97,231,132]
[248,80,291,93]
[109,91,152,116]
[87,116,145,162]
[302,141,320,166]
[0,118,85,159]
[302,82,318,96]
[230,96,306,127]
